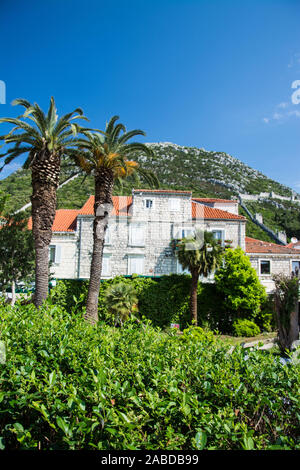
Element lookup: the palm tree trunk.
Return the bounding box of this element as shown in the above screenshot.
[288,301,299,350]
[31,153,60,308]
[11,280,16,307]
[190,269,199,326]
[85,168,114,324]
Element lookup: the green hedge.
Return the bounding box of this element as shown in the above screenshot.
[0,300,299,450]
[50,274,274,333]
[50,275,222,330]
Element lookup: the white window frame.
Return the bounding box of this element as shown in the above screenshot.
[129,223,146,247]
[259,259,272,276]
[128,255,145,275]
[49,244,61,264]
[210,228,225,245]
[104,225,111,245]
[143,198,155,210]
[291,260,300,276]
[101,254,111,277]
[174,225,194,239]
[168,198,181,212]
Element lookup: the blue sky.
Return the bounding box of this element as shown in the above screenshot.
[0,0,300,191]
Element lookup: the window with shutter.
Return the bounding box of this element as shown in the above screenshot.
[49,245,61,264]
[49,245,56,263]
[169,198,180,211]
[102,255,111,276]
[128,256,144,275]
[104,226,110,245]
[129,223,145,246]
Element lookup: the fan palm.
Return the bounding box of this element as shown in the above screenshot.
[72,116,158,323]
[176,230,224,325]
[0,97,89,307]
[104,282,138,326]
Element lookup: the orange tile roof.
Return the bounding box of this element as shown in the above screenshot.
[286,241,300,249]
[79,195,132,217]
[133,189,192,195]
[28,209,79,232]
[192,202,246,220]
[246,237,300,254]
[192,197,238,203]
[28,195,245,233]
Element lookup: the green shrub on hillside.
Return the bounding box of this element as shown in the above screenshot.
[0,300,299,450]
[233,319,261,337]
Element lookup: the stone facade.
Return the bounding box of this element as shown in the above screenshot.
[47,190,299,292]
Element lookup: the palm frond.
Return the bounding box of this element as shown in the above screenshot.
[105,115,120,135]
[118,129,146,145]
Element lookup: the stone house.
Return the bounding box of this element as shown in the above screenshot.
[40,189,300,293]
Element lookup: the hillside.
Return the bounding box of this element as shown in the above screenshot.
[0,142,299,242]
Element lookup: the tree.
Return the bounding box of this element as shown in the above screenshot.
[214,247,267,331]
[273,273,299,354]
[0,212,34,305]
[176,230,224,325]
[72,116,158,323]
[104,282,138,326]
[0,98,88,307]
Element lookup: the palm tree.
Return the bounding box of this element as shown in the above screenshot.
[0,97,88,307]
[72,116,158,323]
[104,282,138,326]
[176,230,224,325]
[273,273,299,354]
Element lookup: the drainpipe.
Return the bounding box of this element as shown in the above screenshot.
[77,218,82,279]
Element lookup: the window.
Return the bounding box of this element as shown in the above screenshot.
[169,198,180,211]
[292,261,300,277]
[177,260,190,275]
[49,245,56,263]
[174,226,194,239]
[102,255,111,276]
[144,198,153,209]
[212,230,223,241]
[128,255,144,275]
[104,226,111,245]
[49,245,61,264]
[260,260,271,275]
[129,223,145,246]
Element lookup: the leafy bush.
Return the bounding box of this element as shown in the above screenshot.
[0,300,299,450]
[181,326,216,345]
[215,248,267,333]
[233,319,261,337]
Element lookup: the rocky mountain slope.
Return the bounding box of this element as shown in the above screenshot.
[1,142,299,242]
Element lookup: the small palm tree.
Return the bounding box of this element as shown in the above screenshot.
[273,273,299,354]
[104,282,138,326]
[176,230,224,325]
[72,116,158,324]
[0,98,88,307]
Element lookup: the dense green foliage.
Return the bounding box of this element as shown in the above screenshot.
[50,273,272,334]
[215,248,267,332]
[0,212,34,292]
[0,300,299,450]
[246,199,300,243]
[233,319,261,337]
